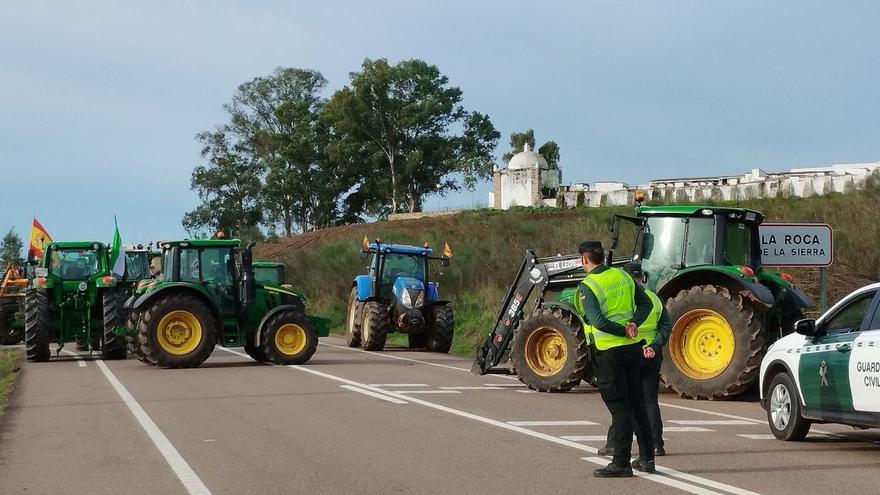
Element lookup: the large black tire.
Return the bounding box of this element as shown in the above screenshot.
[361,302,389,351]
[662,285,765,399]
[511,309,588,392]
[0,304,23,345]
[425,305,454,353]
[260,310,318,365]
[102,289,127,359]
[766,372,811,441]
[24,289,51,362]
[127,312,155,365]
[137,293,216,368]
[346,288,363,348]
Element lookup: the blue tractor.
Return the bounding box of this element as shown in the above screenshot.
[346,241,454,353]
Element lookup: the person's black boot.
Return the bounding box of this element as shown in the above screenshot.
[597,446,614,456]
[632,458,656,473]
[593,463,634,478]
[655,445,666,456]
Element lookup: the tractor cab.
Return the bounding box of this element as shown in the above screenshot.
[363,243,438,308]
[123,245,152,282]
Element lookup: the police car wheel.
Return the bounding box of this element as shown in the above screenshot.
[766,372,811,441]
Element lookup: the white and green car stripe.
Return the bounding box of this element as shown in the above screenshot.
[760,283,880,440]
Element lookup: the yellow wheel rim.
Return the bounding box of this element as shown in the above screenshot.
[670,309,735,379]
[524,326,567,377]
[157,310,202,356]
[275,323,307,356]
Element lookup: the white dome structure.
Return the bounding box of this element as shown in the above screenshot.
[508,143,549,170]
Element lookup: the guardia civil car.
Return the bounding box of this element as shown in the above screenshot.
[760,283,880,440]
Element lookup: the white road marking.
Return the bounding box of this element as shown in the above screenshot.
[659,402,764,424]
[737,434,776,440]
[516,390,538,394]
[320,341,482,374]
[94,360,211,495]
[59,349,87,367]
[562,435,607,442]
[369,383,429,387]
[582,457,726,495]
[484,383,526,387]
[341,385,409,404]
[508,420,599,426]
[220,346,764,495]
[439,386,504,390]
[664,427,714,432]
[669,420,756,426]
[396,390,461,394]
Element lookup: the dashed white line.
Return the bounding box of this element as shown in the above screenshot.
[341,385,409,404]
[319,341,480,374]
[664,427,715,432]
[396,390,461,394]
[562,435,607,442]
[439,386,504,390]
[483,383,526,387]
[59,349,87,367]
[94,360,211,495]
[659,402,764,424]
[737,434,776,440]
[219,346,763,495]
[669,420,756,426]
[516,390,538,394]
[369,383,429,387]
[507,420,599,426]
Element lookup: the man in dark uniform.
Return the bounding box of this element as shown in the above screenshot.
[574,241,655,477]
[598,265,672,457]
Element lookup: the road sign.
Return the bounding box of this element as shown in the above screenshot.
[759,223,833,267]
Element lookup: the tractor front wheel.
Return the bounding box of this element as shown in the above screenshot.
[102,289,127,359]
[137,294,216,368]
[426,305,454,353]
[361,302,389,351]
[244,337,269,362]
[511,309,588,392]
[662,285,765,399]
[346,288,363,348]
[24,289,50,362]
[260,310,318,365]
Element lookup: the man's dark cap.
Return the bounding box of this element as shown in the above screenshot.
[578,240,604,254]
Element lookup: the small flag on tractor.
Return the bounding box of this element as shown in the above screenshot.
[29,218,52,259]
[442,242,453,258]
[362,235,370,250]
[109,217,125,278]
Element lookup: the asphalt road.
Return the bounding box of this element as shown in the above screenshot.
[1,337,878,495]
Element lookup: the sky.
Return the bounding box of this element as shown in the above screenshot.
[2,0,879,245]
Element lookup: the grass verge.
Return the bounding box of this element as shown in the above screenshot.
[0,348,23,419]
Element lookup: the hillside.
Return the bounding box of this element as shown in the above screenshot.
[256,174,880,355]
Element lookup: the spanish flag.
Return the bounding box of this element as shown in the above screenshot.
[29,218,52,259]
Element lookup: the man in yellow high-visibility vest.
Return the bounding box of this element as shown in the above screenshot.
[574,241,655,477]
[598,265,672,458]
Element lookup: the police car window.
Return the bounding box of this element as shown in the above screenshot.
[823,292,875,334]
[868,296,880,331]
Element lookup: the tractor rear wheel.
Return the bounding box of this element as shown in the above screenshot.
[24,289,51,362]
[127,312,155,365]
[346,288,363,348]
[0,304,22,345]
[102,289,127,359]
[426,305,454,353]
[137,293,216,368]
[361,302,389,351]
[260,310,318,365]
[662,285,765,399]
[511,308,588,392]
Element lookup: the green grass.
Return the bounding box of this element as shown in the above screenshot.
[0,348,22,418]
[269,173,880,357]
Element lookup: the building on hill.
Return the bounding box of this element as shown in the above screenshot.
[489,160,880,209]
[489,143,561,209]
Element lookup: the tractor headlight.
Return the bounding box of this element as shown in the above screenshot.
[401,289,413,308]
[78,282,87,292]
[414,290,424,308]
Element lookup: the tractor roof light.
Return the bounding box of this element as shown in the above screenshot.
[634,190,647,204]
[739,266,755,277]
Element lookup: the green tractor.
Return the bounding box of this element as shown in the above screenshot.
[24,241,128,361]
[473,203,812,399]
[119,244,155,354]
[125,239,329,368]
[253,261,288,287]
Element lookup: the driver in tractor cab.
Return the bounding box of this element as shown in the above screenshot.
[574,240,655,478]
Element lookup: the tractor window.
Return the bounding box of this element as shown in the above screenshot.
[48,248,100,280]
[641,217,685,289]
[200,248,233,285]
[179,248,200,283]
[125,252,150,281]
[381,254,426,284]
[684,218,715,266]
[254,266,283,286]
[725,220,754,267]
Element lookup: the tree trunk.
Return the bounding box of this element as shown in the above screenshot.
[388,154,398,213]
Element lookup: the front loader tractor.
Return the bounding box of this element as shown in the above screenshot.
[346,241,454,353]
[473,203,812,399]
[24,241,128,361]
[125,239,329,368]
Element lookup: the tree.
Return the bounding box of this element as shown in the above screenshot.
[323,58,499,214]
[502,129,561,169]
[1,228,23,266]
[182,129,264,240]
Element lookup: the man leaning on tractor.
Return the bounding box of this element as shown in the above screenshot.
[574,240,655,477]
